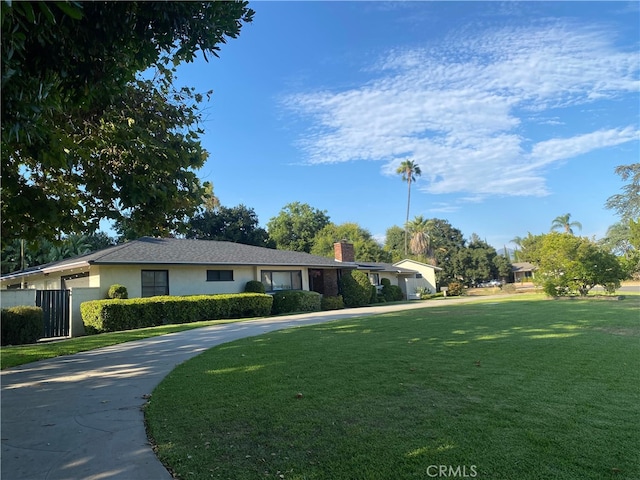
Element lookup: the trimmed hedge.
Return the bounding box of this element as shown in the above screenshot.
[1,306,44,346]
[321,295,344,311]
[81,293,273,333]
[382,283,404,302]
[271,290,321,315]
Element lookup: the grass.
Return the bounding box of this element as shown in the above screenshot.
[0,318,245,370]
[145,296,640,480]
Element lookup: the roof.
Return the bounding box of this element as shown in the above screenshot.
[512,262,537,272]
[1,237,352,281]
[393,258,443,271]
[355,262,420,275]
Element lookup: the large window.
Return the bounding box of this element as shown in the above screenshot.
[261,270,302,292]
[141,270,169,297]
[207,270,234,282]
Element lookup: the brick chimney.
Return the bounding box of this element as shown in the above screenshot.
[334,240,355,263]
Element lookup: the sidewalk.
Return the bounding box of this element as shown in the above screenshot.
[1,298,481,479]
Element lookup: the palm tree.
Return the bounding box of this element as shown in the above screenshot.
[551,213,582,235]
[396,159,421,255]
[407,215,432,259]
[510,235,524,262]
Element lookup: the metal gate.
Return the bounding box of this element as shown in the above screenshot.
[35,290,70,338]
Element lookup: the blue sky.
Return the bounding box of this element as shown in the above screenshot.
[174,1,639,251]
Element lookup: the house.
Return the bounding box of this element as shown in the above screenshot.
[511,262,536,283]
[0,237,359,298]
[0,238,440,337]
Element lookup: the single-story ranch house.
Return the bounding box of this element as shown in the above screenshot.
[1,237,440,300]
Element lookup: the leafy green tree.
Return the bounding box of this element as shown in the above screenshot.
[267,202,330,252]
[450,234,511,287]
[185,205,274,248]
[396,159,421,254]
[605,164,640,221]
[535,232,625,296]
[311,223,389,263]
[424,219,465,285]
[1,1,254,243]
[383,225,405,262]
[551,213,582,235]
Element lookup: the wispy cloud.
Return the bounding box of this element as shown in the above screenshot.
[283,21,639,200]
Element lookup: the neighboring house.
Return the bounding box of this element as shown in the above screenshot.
[512,262,536,283]
[392,259,441,298]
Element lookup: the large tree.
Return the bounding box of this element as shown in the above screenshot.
[267,202,331,253]
[311,222,389,262]
[185,205,274,248]
[1,1,254,243]
[605,163,640,221]
[396,159,421,255]
[535,232,625,296]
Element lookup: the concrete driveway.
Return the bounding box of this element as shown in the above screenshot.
[1,299,485,480]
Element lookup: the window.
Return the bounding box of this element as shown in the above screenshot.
[261,270,302,291]
[141,270,169,297]
[207,270,234,282]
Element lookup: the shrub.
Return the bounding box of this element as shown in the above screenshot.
[1,306,43,345]
[446,282,465,296]
[81,293,273,333]
[107,284,128,299]
[340,270,371,308]
[369,285,379,304]
[321,295,344,311]
[381,278,391,287]
[244,280,265,294]
[382,283,404,302]
[271,290,321,315]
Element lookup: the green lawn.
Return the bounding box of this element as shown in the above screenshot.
[145,296,640,480]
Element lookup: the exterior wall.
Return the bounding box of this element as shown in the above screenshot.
[0,289,36,308]
[70,287,102,337]
[95,264,315,298]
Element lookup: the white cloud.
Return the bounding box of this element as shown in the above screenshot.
[283,21,639,198]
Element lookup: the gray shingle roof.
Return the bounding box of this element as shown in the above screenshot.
[1,237,350,280]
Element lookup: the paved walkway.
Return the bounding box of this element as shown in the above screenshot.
[1,298,481,479]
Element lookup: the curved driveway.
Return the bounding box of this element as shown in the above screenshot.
[1,298,482,479]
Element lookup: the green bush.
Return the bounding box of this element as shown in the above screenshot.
[339,270,371,308]
[321,295,344,311]
[382,283,404,302]
[1,306,43,345]
[369,285,379,304]
[81,293,273,333]
[271,290,321,315]
[244,280,266,294]
[446,282,465,296]
[107,284,128,299]
[381,278,391,287]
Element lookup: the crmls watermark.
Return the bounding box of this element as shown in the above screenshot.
[426,465,478,478]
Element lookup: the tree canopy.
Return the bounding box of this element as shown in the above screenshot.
[532,232,625,296]
[1,1,254,243]
[311,222,389,263]
[185,205,273,248]
[605,164,640,221]
[266,202,331,253]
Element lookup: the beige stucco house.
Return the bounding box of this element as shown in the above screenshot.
[0,238,441,337]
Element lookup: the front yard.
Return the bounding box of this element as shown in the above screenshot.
[145,295,640,480]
